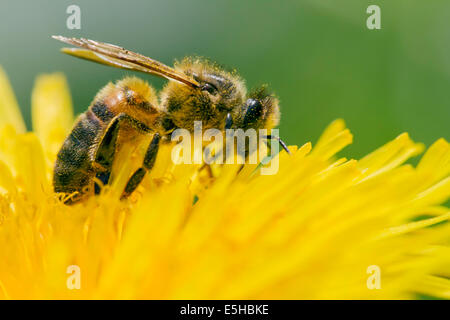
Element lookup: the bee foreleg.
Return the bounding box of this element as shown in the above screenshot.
[121,133,161,200]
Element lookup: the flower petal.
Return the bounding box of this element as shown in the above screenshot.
[0,66,26,133]
[32,73,74,161]
[312,119,353,160]
[0,159,16,195]
[13,133,50,203]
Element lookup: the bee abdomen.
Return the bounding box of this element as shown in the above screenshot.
[91,100,115,123]
[53,111,102,202]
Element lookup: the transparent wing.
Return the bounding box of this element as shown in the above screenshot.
[52,36,200,88]
[61,48,151,72]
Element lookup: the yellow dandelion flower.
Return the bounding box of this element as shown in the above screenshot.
[0,69,449,300]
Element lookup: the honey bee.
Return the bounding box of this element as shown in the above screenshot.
[52,36,289,204]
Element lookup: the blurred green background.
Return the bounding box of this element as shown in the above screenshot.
[0,0,448,158]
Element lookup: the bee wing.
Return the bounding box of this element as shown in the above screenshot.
[52,35,200,88]
[60,48,152,73]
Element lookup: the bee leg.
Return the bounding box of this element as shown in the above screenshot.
[262,135,291,155]
[94,116,121,171]
[121,133,161,200]
[93,113,152,193]
[95,113,151,167]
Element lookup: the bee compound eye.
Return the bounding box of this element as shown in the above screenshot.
[225,113,233,129]
[243,99,263,127]
[247,99,262,111]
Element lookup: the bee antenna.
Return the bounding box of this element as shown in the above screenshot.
[263,135,291,155]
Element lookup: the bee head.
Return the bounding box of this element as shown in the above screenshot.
[160,57,280,135]
[231,85,280,131]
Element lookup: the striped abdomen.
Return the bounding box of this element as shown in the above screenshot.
[53,110,103,203]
